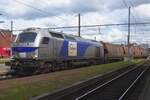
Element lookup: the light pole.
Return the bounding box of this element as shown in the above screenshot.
[78,13,81,37]
[127,6,131,60]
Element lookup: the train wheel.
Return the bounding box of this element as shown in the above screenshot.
[47,63,52,73]
[51,62,56,72]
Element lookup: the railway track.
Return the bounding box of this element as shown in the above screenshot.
[32,61,149,100]
[76,62,150,100]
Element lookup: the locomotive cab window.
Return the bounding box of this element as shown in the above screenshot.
[65,35,76,41]
[16,32,37,43]
[50,32,64,39]
[42,37,50,44]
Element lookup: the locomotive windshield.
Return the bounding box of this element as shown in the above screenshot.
[16,32,37,43]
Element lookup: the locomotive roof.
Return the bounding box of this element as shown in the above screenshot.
[22,28,102,46]
[49,31,100,44]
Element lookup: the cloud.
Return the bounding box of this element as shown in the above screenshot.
[0,0,149,44]
[107,0,150,10]
[134,4,150,20]
[0,0,99,19]
[0,0,149,21]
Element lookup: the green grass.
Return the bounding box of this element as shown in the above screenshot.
[0,59,144,100]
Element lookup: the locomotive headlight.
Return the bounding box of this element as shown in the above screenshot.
[32,49,38,59]
[32,55,38,59]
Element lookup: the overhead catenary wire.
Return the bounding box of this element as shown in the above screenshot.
[0,0,149,46]
[12,22,150,32]
[122,0,137,34]
[13,0,70,23]
[122,0,145,35]
[121,0,149,47]
[129,1,146,34]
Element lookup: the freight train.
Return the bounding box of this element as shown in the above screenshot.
[9,28,149,75]
[102,42,148,61]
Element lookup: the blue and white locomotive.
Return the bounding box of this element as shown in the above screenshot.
[10,28,104,74]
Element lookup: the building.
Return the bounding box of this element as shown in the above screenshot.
[0,29,15,58]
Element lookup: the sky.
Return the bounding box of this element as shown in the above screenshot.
[0,0,150,44]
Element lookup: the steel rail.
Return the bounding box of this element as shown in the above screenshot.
[76,63,148,100]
